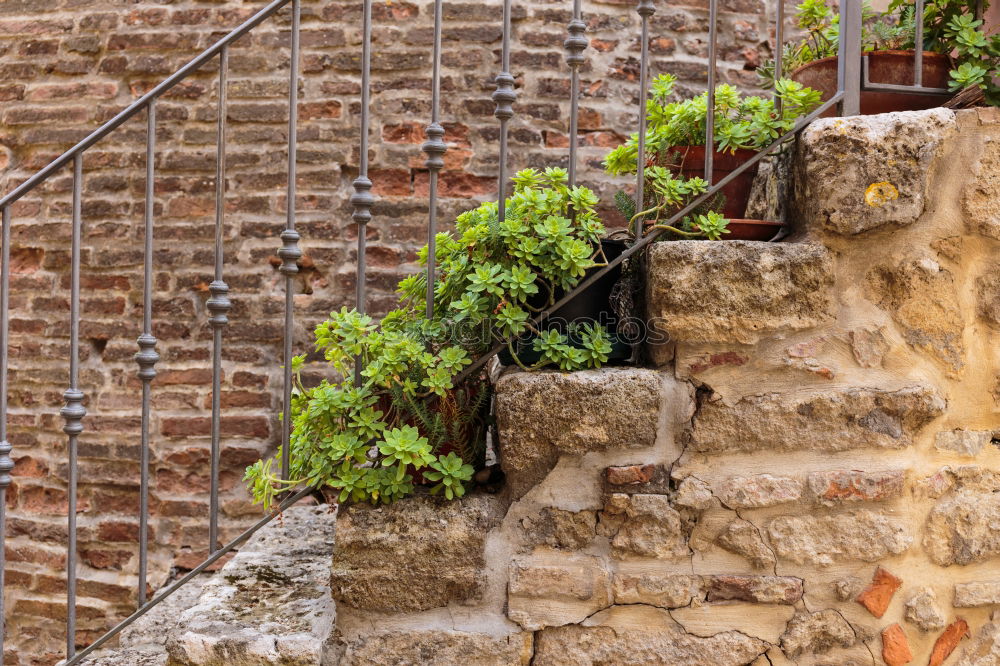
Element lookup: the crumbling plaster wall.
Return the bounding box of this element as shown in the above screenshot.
[328,107,1000,665]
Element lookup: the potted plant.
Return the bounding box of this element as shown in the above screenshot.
[759,0,998,115]
[245,168,618,508]
[604,73,822,240]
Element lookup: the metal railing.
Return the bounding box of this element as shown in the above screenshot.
[0,0,956,663]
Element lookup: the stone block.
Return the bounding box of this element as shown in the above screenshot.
[978,267,1000,325]
[165,505,337,666]
[935,430,993,457]
[954,582,1000,608]
[507,553,611,631]
[705,575,803,605]
[715,518,776,570]
[718,474,803,508]
[519,507,596,550]
[690,386,944,454]
[495,368,662,499]
[611,572,703,608]
[956,611,1000,665]
[905,587,947,633]
[925,491,1000,566]
[867,257,965,374]
[780,610,856,658]
[338,630,533,666]
[532,606,768,666]
[807,469,905,505]
[601,493,689,561]
[768,510,912,566]
[794,108,956,235]
[330,494,503,613]
[963,136,1000,241]
[645,241,834,345]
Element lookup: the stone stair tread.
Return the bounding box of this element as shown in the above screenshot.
[164,504,339,665]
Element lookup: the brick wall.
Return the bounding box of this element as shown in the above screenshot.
[0,0,774,663]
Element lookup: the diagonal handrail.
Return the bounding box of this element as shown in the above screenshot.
[0,0,292,210]
[453,92,846,386]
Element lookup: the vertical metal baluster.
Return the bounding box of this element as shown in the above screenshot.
[61,153,87,660]
[0,205,13,666]
[207,46,232,555]
[279,0,302,480]
[135,102,159,607]
[839,0,862,116]
[634,0,654,238]
[774,0,784,110]
[704,0,718,183]
[565,0,587,189]
[914,0,924,87]
[351,0,374,382]
[493,0,517,223]
[422,0,446,319]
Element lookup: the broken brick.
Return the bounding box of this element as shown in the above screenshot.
[929,619,970,666]
[881,624,913,666]
[856,567,903,618]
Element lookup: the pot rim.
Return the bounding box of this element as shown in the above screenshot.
[790,49,952,78]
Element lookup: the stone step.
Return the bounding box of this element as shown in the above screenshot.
[83,504,338,666]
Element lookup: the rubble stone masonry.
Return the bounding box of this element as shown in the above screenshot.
[0,0,775,662]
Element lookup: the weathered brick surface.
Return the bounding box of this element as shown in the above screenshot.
[0,1,776,662]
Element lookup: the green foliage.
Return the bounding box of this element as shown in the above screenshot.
[762,0,1000,106]
[245,169,612,509]
[604,74,820,240]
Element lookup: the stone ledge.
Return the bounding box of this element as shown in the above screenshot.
[793,108,956,235]
[330,493,504,613]
[495,368,663,499]
[165,504,338,666]
[690,386,945,453]
[335,630,533,666]
[645,240,834,345]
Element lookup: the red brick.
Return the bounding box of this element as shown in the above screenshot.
[856,567,903,619]
[929,619,969,666]
[79,547,133,570]
[881,624,913,666]
[809,469,905,504]
[606,465,657,486]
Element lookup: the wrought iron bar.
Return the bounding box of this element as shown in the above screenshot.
[280,0,303,480]
[0,205,12,666]
[705,0,719,182]
[207,45,232,555]
[0,0,293,210]
[774,0,784,110]
[454,92,845,386]
[135,102,159,607]
[61,153,87,660]
[914,0,924,87]
[634,0,654,237]
[565,0,587,188]
[839,0,862,115]
[351,0,375,382]
[422,0,447,319]
[65,486,312,665]
[493,0,517,223]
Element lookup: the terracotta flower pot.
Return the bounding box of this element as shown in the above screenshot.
[791,50,952,117]
[722,219,783,241]
[671,145,759,219]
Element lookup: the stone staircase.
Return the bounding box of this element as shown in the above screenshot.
[84,505,338,665]
[86,108,1000,665]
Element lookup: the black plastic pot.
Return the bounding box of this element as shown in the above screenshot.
[498,238,633,366]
